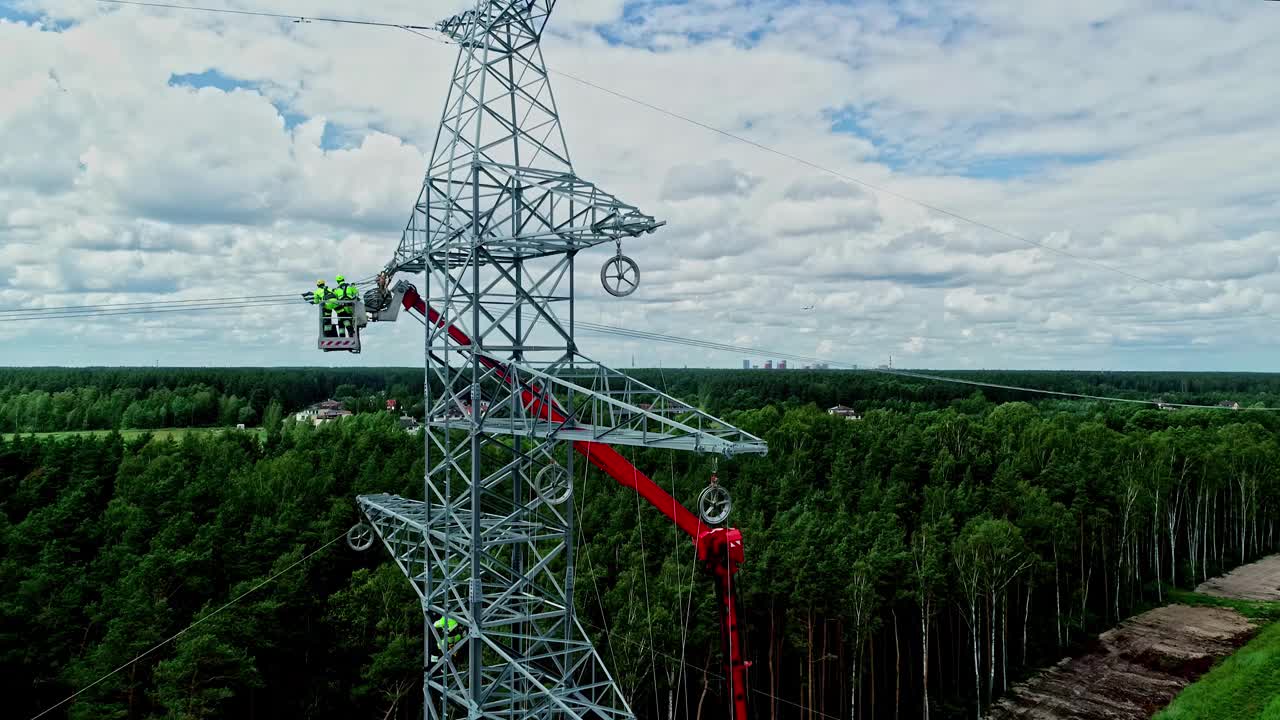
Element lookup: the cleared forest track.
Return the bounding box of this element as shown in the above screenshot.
[1195,554,1280,601]
[990,555,1280,720]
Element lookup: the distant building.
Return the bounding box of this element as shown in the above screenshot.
[764,360,773,370]
[386,398,398,412]
[743,359,751,370]
[1218,401,1241,411]
[296,399,353,425]
[398,415,420,432]
[778,360,787,370]
[1153,399,1178,412]
[827,405,862,420]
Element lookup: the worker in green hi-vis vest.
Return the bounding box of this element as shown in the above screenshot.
[333,274,358,337]
[433,616,463,659]
[308,279,337,338]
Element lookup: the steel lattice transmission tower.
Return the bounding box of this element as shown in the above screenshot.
[350,2,767,719]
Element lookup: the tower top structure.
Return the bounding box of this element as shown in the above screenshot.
[386,0,663,276]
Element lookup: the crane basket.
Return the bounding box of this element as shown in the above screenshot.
[317,297,367,353]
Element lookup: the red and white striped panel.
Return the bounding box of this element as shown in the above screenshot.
[319,338,359,349]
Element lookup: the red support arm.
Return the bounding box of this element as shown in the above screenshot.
[403,286,748,720]
[411,288,710,540]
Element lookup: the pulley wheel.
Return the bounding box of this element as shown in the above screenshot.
[362,288,389,313]
[346,522,375,551]
[600,255,641,297]
[698,485,732,525]
[535,463,573,505]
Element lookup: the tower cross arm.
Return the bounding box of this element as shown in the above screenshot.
[436,1,557,45]
[384,166,664,273]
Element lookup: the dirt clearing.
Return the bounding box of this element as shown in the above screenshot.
[991,555,1280,720]
[1195,554,1280,601]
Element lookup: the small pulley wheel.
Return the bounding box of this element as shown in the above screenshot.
[698,485,732,525]
[535,463,573,505]
[346,522,375,551]
[601,255,641,297]
[362,288,389,313]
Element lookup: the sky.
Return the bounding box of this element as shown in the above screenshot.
[2,0,1279,371]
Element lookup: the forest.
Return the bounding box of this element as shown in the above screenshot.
[4,368,1280,720]
[5,366,1280,434]
[0,368,423,433]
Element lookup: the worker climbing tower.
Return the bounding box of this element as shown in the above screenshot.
[344,2,767,718]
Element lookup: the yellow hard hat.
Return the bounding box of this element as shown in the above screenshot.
[316,279,326,287]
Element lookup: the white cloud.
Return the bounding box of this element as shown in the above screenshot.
[1,0,1279,371]
[660,159,759,201]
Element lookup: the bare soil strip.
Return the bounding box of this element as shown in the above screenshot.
[991,555,1280,720]
[1195,554,1280,601]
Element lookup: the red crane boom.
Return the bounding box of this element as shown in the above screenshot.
[401,286,750,720]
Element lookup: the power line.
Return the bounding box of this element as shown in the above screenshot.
[28,530,345,720]
[94,0,433,31]
[875,368,1280,411]
[33,4,1275,407]
[5,299,302,322]
[0,293,299,317]
[90,0,1179,294]
[546,68,1176,293]
[6,301,283,319]
[579,322,1280,411]
[0,278,379,321]
[8,296,1275,410]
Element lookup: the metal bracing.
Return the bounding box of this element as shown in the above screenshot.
[425,352,767,457]
[360,490,632,720]
[388,0,662,275]
[354,2,763,718]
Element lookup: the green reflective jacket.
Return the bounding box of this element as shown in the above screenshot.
[434,617,462,649]
[312,288,326,304]
[333,284,356,313]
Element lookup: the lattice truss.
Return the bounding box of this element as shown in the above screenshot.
[354,2,764,719]
[388,0,661,274]
[411,246,766,456]
[359,478,631,720]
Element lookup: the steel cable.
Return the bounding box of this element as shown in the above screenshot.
[0,293,300,316]
[87,0,1183,294]
[577,323,1280,411]
[4,299,303,322]
[6,293,1275,410]
[94,0,434,31]
[28,530,345,720]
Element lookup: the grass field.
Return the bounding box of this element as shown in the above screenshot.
[1154,594,1280,720]
[2,427,265,442]
[1165,589,1280,621]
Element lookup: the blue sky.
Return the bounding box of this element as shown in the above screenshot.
[2,0,1279,370]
